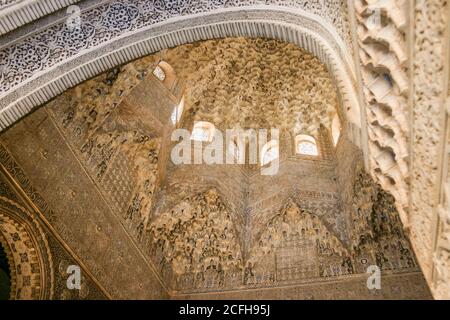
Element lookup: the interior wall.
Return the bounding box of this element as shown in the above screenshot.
[0,106,170,299]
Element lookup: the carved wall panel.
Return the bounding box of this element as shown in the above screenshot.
[46,57,164,231]
[247,199,349,285]
[0,117,169,299]
[0,167,110,300]
[0,0,80,34]
[410,0,450,296]
[0,12,439,297]
[428,3,450,299]
[144,167,424,295]
[350,169,418,274]
[173,272,431,299]
[433,101,450,299]
[148,188,244,292]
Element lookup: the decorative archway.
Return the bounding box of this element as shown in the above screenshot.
[0,197,54,299]
[0,4,362,142]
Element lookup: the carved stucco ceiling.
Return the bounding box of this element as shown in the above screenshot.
[39,38,350,292]
[164,37,339,134]
[0,30,433,297]
[146,171,420,293]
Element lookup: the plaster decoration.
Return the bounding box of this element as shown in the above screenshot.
[431,108,450,298]
[0,3,360,135]
[0,0,80,35]
[152,66,166,82]
[354,0,410,223]
[144,166,418,294]
[0,141,164,299]
[433,220,450,298]
[0,100,431,298]
[410,0,449,286]
[247,199,350,283]
[0,0,352,45]
[75,129,161,231]
[0,145,54,217]
[0,0,23,7]
[121,134,161,228]
[0,197,54,299]
[293,191,347,244]
[46,56,164,233]
[433,97,450,299]
[156,178,248,250]
[46,55,159,149]
[173,271,431,299]
[350,169,417,274]
[164,38,338,135]
[148,188,244,291]
[49,236,106,300]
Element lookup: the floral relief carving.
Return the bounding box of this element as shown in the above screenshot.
[0,0,352,95]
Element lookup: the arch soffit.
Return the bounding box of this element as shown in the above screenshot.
[0,6,361,132]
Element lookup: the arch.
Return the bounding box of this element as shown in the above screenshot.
[295,134,319,156]
[261,140,279,166]
[191,121,215,142]
[0,6,362,137]
[0,197,54,299]
[0,0,80,34]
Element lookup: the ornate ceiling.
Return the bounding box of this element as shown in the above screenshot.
[0,0,449,300]
[0,36,430,299]
[164,37,338,134]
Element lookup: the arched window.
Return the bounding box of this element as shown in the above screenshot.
[152,65,166,81]
[191,121,215,142]
[331,114,341,146]
[171,96,184,125]
[152,61,177,90]
[261,140,279,166]
[295,135,319,156]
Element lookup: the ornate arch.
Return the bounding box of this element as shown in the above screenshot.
[0,4,362,139]
[0,196,54,299]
